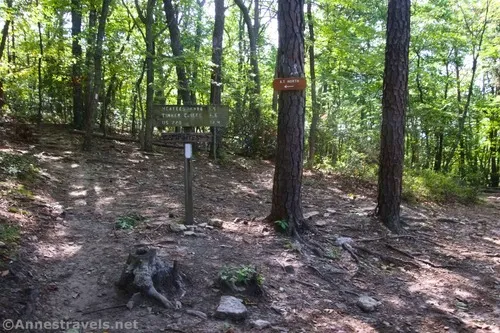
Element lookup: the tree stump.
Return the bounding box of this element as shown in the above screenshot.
[115,247,185,308]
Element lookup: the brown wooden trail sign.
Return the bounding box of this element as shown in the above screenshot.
[153,104,229,226]
[154,105,229,127]
[161,132,212,143]
[273,77,307,91]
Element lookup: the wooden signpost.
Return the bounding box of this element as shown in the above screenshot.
[273,77,307,91]
[154,105,229,225]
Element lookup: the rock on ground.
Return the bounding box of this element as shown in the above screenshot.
[357,295,381,312]
[215,296,248,320]
[250,319,271,329]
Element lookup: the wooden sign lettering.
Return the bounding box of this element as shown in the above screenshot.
[273,78,307,91]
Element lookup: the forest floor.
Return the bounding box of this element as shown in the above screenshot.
[0,124,499,333]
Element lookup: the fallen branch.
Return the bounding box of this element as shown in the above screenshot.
[352,245,420,268]
[82,304,127,315]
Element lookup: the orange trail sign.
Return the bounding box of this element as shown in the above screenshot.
[273,77,307,91]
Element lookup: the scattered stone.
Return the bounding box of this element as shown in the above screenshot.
[356,295,381,312]
[250,319,271,330]
[304,211,320,219]
[315,220,329,227]
[169,223,187,233]
[198,223,207,228]
[233,217,242,223]
[205,225,214,230]
[326,208,336,214]
[335,237,353,247]
[215,296,248,320]
[209,219,224,228]
[126,292,142,310]
[436,217,461,224]
[186,309,208,320]
[323,213,330,217]
[183,231,196,237]
[0,241,6,248]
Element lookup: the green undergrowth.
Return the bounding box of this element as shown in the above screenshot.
[316,158,478,204]
[402,170,479,204]
[115,213,146,230]
[0,151,40,182]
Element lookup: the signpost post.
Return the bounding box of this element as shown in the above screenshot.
[154,105,229,225]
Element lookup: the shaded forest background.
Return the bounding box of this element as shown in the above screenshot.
[0,0,499,195]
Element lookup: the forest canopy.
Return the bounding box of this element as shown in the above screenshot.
[0,0,499,188]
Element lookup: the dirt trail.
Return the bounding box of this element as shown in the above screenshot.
[1,127,499,333]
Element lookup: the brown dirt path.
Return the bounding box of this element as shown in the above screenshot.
[1,126,499,333]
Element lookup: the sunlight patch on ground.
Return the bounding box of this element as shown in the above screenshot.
[70,163,79,168]
[35,242,82,259]
[69,190,87,197]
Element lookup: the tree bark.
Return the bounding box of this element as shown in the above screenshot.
[267,0,306,236]
[36,0,44,124]
[233,0,261,152]
[162,0,193,106]
[0,0,12,61]
[71,0,84,129]
[306,0,319,169]
[376,0,411,234]
[83,0,113,151]
[209,0,225,159]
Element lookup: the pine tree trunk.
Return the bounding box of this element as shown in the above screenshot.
[209,0,225,159]
[376,0,410,234]
[71,0,84,129]
[83,0,112,151]
[306,0,318,169]
[267,0,306,236]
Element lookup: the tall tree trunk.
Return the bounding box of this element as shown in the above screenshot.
[36,0,44,124]
[376,0,411,234]
[267,0,306,236]
[233,0,261,152]
[306,0,318,169]
[444,1,490,171]
[163,0,193,106]
[191,0,205,105]
[83,0,113,151]
[0,0,12,61]
[84,9,97,115]
[491,129,499,187]
[209,0,225,159]
[71,0,84,129]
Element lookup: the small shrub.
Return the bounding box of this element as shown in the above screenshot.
[115,213,146,230]
[218,265,264,296]
[274,219,288,233]
[0,152,39,181]
[403,170,479,204]
[0,223,20,244]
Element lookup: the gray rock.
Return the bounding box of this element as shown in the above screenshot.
[0,241,6,248]
[209,218,224,228]
[335,237,353,247]
[250,319,271,330]
[169,223,187,232]
[183,231,196,236]
[326,208,337,214]
[304,211,320,219]
[215,296,248,320]
[357,295,381,312]
[186,309,207,319]
[315,220,329,227]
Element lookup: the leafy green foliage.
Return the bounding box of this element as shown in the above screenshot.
[0,223,20,244]
[0,152,39,181]
[115,213,146,230]
[274,219,288,232]
[219,265,264,287]
[403,170,479,204]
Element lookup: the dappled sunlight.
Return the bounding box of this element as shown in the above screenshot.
[35,242,82,260]
[69,190,87,197]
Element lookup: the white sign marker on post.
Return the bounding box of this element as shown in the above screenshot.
[185,143,192,159]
